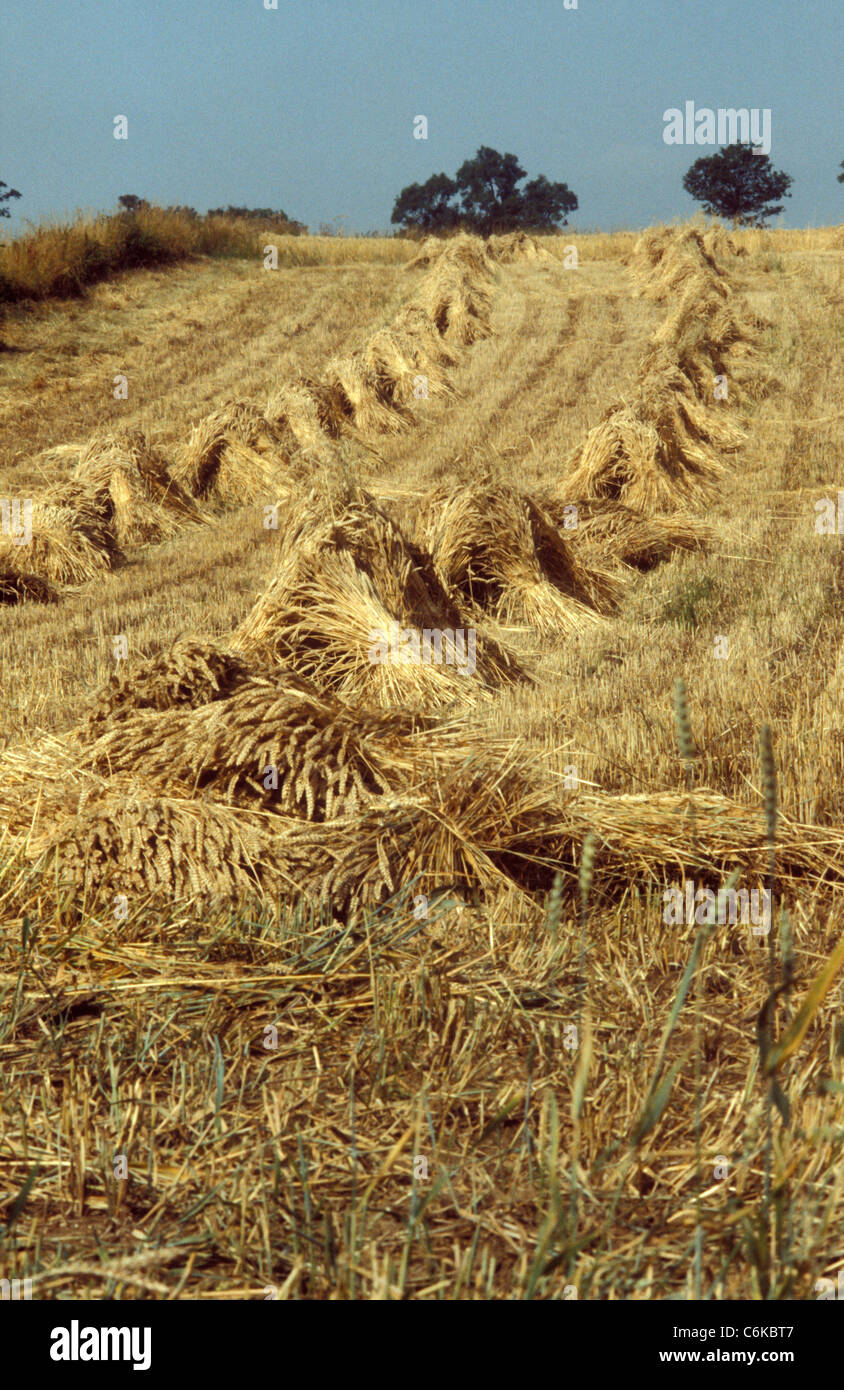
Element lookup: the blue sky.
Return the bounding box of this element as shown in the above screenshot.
[1,0,841,233]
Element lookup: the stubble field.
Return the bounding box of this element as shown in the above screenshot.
[1,220,844,1300]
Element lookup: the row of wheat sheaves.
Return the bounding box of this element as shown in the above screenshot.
[3,224,840,918]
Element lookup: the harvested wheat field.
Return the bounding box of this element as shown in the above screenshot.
[3,215,844,1313]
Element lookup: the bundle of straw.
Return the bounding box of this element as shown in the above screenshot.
[72,429,202,546]
[545,497,713,572]
[173,400,294,503]
[422,482,623,633]
[486,232,554,264]
[630,227,730,302]
[321,351,410,436]
[231,481,524,707]
[0,490,122,585]
[83,637,286,732]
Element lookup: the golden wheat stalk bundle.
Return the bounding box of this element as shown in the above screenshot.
[0,490,122,586]
[701,226,748,260]
[290,754,566,911]
[264,376,346,456]
[320,351,410,436]
[0,569,60,604]
[71,429,203,546]
[410,262,493,344]
[420,482,623,635]
[631,227,732,301]
[26,783,277,900]
[636,226,718,269]
[363,324,457,406]
[389,306,461,367]
[403,235,445,271]
[485,231,555,264]
[627,226,676,275]
[440,232,497,277]
[640,252,726,303]
[562,395,726,514]
[635,354,747,453]
[550,788,844,897]
[546,496,713,571]
[83,637,282,733]
[23,733,566,911]
[406,231,496,279]
[15,725,844,912]
[81,657,524,817]
[84,678,435,817]
[173,400,295,503]
[650,280,764,351]
[230,482,524,707]
[649,287,773,400]
[17,743,525,912]
[646,320,744,402]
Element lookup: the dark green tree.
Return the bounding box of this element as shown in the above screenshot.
[682,143,792,227]
[0,179,21,218]
[389,173,461,232]
[454,147,527,233]
[118,194,149,212]
[518,173,579,232]
[391,147,577,234]
[838,159,844,184]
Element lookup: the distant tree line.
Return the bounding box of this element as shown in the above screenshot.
[117,195,306,232]
[2,143,841,245]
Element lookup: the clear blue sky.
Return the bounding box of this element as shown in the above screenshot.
[1,0,841,233]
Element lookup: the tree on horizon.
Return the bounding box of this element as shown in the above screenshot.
[0,179,21,218]
[391,147,577,235]
[682,143,792,227]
